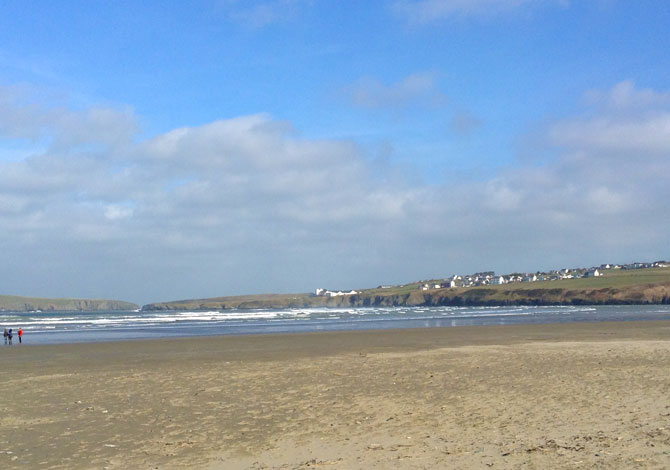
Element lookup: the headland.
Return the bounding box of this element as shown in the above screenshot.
[0,295,138,312]
[143,265,670,310]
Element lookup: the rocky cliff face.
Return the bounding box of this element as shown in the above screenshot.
[0,296,138,312]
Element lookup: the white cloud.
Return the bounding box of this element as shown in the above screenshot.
[0,87,138,150]
[104,204,134,220]
[343,72,446,110]
[490,81,670,221]
[584,80,670,111]
[484,180,524,211]
[585,187,630,214]
[0,80,669,303]
[549,113,670,155]
[450,110,483,135]
[549,81,670,162]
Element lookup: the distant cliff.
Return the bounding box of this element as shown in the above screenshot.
[0,295,138,312]
[142,282,670,311]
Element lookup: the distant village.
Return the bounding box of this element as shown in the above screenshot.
[313,260,669,297]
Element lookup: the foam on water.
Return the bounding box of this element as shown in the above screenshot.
[2,304,670,345]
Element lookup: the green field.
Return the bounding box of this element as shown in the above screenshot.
[494,267,670,290]
[360,267,670,295]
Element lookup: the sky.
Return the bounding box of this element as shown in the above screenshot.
[1,0,669,305]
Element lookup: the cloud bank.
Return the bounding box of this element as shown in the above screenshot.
[0,81,668,303]
[342,72,447,110]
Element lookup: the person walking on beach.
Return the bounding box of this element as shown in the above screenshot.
[3,328,7,345]
[7,329,12,345]
[18,328,23,344]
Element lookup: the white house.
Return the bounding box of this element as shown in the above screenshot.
[315,288,358,297]
[584,269,602,278]
[490,276,506,285]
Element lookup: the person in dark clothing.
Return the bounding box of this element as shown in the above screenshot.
[7,329,12,345]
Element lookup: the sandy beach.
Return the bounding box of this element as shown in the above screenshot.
[1,321,670,469]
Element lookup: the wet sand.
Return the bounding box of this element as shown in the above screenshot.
[1,321,670,469]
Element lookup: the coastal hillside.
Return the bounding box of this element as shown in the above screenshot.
[143,267,670,310]
[0,295,138,312]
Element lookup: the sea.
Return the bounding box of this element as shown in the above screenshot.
[1,304,670,345]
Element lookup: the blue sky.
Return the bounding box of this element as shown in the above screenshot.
[1,0,669,304]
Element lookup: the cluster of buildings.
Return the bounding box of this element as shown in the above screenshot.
[313,288,359,297]
[313,260,668,296]
[418,260,669,291]
[421,269,600,290]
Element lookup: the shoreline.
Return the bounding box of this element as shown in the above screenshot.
[2,320,670,469]
[4,319,670,358]
[7,304,670,347]
[9,316,670,349]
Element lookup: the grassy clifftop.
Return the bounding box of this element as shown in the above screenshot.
[0,295,138,312]
[143,267,670,310]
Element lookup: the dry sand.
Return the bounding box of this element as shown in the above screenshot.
[1,321,670,469]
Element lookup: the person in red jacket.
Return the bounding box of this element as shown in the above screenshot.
[18,328,23,344]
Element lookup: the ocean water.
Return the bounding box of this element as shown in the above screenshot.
[1,305,670,345]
